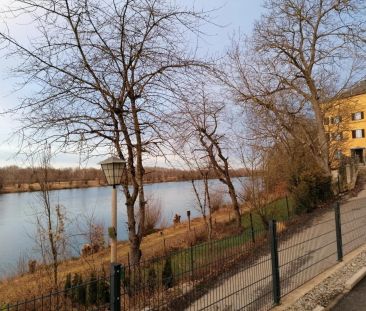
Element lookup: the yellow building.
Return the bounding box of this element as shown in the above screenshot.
[324,81,366,166]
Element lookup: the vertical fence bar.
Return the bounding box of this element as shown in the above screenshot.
[110,263,122,311]
[334,202,343,261]
[269,220,281,305]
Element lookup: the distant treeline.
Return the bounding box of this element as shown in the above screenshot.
[0,166,249,187]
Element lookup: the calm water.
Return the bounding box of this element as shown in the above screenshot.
[0,179,241,277]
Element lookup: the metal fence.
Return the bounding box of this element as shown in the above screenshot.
[3,200,366,311]
[1,273,110,311]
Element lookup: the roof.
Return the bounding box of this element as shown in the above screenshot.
[340,80,366,98]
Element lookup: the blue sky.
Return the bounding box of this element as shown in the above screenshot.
[0,0,265,168]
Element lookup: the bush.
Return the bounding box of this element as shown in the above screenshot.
[138,196,163,236]
[71,273,79,301]
[71,273,86,305]
[64,273,72,296]
[97,279,110,303]
[162,257,174,289]
[147,267,157,293]
[86,272,98,305]
[210,190,225,212]
[291,168,332,214]
[77,275,86,305]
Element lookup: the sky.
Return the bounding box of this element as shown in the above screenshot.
[0,0,265,168]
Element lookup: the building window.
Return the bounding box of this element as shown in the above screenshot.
[352,129,365,138]
[331,116,342,124]
[352,112,364,120]
[335,150,343,159]
[332,132,343,141]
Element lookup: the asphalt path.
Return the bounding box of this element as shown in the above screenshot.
[332,276,366,311]
[187,187,366,310]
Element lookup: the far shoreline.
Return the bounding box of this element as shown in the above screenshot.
[0,175,248,195]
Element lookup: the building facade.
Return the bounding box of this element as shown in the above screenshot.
[324,82,366,166]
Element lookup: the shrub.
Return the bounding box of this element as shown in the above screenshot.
[71,273,86,304]
[90,223,105,253]
[97,278,110,303]
[138,196,163,236]
[86,272,98,305]
[123,275,132,297]
[210,190,225,212]
[147,267,157,293]
[64,273,72,297]
[77,275,86,305]
[291,168,332,214]
[162,257,174,289]
[71,273,79,301]
[28,260,37,274]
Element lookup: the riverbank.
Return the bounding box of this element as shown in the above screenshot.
[0,205,242,302]
[0,179,105,194]
[0,195,292,304]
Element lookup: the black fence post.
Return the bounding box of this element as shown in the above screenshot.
[110,263,122,311]
[337,174,341,195]
[269,220,281,306]
[334,202,343,261]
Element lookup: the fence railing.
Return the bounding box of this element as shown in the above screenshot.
[1,272,110,311]
[3,199,366,311]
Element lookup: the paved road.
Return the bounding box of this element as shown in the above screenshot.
[332,276,366,311]
[187,181,366,310]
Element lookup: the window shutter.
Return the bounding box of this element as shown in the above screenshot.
[362,112,364,119]
[352,130,356,138]
[352,113,355,121]
[323,117,329,125]
[339,116,342,122]
[326,133,330,141]
[363,129,365,138]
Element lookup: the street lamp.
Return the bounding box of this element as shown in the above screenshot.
[100,156,126,263]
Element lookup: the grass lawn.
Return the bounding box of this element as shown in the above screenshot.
[127,196,296,286]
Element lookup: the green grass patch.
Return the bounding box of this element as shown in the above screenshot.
[124,196,296,291]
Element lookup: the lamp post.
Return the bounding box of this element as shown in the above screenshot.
[100,156,125,263]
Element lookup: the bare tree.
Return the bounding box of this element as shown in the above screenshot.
[169,83,242,230]
[239,145,274,230]
[224,0,366,175]
[190,160,214,241]
[33,147,67,288]
[0,0,210,264]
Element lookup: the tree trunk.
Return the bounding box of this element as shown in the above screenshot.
[310,97,331,175]
[226,179,242,229]
[126,200,142,265]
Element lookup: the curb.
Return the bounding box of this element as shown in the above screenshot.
[322,267,366,311]
[344,267,366,290]
[272,243,366,311]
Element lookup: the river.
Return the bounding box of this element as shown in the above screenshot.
[0,179,243,278]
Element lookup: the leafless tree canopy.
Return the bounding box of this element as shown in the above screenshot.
[224,0,366,174]
[0,0,210,264]
[168,82,242,229]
